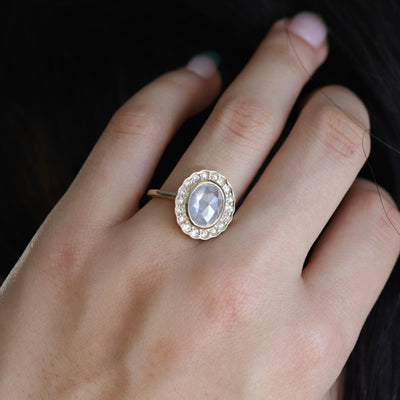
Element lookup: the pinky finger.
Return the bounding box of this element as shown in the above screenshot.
[303,178,400,355]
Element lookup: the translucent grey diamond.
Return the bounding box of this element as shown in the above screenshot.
[188,182,224,228]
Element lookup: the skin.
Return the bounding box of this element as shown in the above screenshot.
[1,17,400,400]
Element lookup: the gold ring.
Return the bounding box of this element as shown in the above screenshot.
[147,170,235,240]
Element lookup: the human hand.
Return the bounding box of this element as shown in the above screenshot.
[1,12,399,400]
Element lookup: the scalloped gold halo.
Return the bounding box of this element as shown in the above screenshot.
[175,170,235,240]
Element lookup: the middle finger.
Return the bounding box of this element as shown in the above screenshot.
[160,12,328,201]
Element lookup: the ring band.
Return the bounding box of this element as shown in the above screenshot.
[146,190,177,199]
[147,170,235,240]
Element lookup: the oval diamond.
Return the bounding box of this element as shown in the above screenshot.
[187,182,224,228]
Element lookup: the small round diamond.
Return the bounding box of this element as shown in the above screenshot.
[183,223,191,233]
[191,228,200,238]
[210,172,218,181]
[201,171,208,180]
[200,230,208,239]
[223,184,231,194]
[217,177,225,186]
[217,222,225,230]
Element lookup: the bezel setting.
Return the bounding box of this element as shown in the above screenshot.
[175,170,235,240]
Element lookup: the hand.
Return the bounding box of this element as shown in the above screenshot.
[1,12,399,400]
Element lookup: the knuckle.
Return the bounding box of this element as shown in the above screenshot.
[107,106,164,140]
[35,239,84,290]
[36,222,100,287]
[210,97,275,149]
[292,315,340,373]
[306,86,370,163]
[352,185,400,244]
[46,240,85,283]
[201,270,261,330]
[312,104,369,162]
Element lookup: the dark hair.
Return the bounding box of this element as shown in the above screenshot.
[1,0,399,398]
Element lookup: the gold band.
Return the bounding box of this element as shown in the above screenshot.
[147,189,176,200]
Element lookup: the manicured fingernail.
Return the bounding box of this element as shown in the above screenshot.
[186,51,221,78]
[287,11,327,49]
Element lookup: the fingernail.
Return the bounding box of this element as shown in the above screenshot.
[186,51,221,78]
[287,11,327,49]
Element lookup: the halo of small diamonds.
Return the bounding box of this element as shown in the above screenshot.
[175,170,235,240]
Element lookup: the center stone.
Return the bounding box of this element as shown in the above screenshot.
[187,182,224,228]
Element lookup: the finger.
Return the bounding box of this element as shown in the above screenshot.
[62,54,221,225]
[303,178,400,360]
[236,85,371,265]
[158,12,328,203]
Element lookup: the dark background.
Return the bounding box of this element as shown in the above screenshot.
[1,1,399,398]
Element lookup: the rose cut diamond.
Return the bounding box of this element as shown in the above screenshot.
[174,170,235,240]
[188,182,224,228]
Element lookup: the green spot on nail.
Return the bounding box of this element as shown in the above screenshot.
[199,51,221,68]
